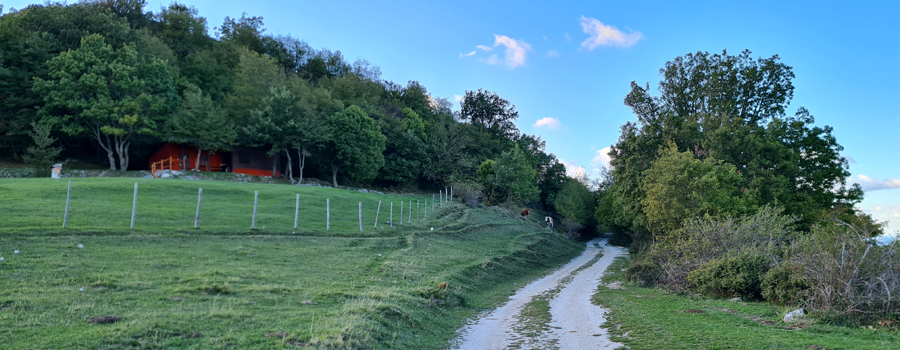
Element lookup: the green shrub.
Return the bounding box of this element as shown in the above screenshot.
[625,261,662,287]
[761,262,810,305]
[687,254,770,300]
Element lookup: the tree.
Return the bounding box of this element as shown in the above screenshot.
[287,79,339,184]
[554,178,594,239]
[151,3,210,61]
[459,89,519,137]
[640,142,753,238]
[243,87,301,179]
[483,146,540,210]
[33,34,178,171]
[607,49,860,245]
[22,121,62,177]
[226,47,285,130]
[169,87,236,171]
[325,105,386,187]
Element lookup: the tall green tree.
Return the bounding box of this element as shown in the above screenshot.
[169,87,236,170]
[640,142,753,238]
[554,178,594,239]
[325,105,387,187]
[34,34,178,171]
[483,146,540,210]
[459,88,519,137]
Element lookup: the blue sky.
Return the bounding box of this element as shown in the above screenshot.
[4,0,898,237]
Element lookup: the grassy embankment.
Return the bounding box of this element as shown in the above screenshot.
[593,255,900,350]
[0,177,582,349]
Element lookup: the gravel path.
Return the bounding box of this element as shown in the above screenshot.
[450,237,625,350]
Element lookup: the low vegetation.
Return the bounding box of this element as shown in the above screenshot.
[594,256,900,349]
[0,178,583,348]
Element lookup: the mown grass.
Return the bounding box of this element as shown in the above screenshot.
[593,255,900,350]
[0,178,583,349]
[0,178,436,236]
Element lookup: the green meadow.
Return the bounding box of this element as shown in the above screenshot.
[0,178,582,349]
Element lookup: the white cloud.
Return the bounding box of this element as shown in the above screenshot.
[547,50,560,57]
[564,32,572,42]
[459,51,476,58]
[854,175,900,192]
[591,146,613,170]
[476,45,492,52]
[533,117,562,130]
[579,16,643,50]
[560,159,585,178]
[454,94,463,102]
[846,155,858,164]
[483,34,531,69]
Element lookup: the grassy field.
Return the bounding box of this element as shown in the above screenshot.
[1,177,439,235]
[0,178,583,349]
[593,255,900,350]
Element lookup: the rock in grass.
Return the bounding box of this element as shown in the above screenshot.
[88,315,121,324]
[731,297,742,302]
[301,300,316,305]
[783,308,805,322]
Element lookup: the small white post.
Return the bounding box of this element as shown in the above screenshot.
[194,188,203,229]
[440,190,443,208]
[445,188,448,204]
[326,198,330,231]
[400,201,404,226]
[374,201,382,228]
[408,201,411,223]
[294,193,300,230]
[390,202,393,228]
[252,191,258,229]
[294,194,300,229]
[432,194,435,212]
[417,200,419,221]
[130,183,138,230]
[63,180,71,229]
[424,199,428,218]
[359,202,363,233]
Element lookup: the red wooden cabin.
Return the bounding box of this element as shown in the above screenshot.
[148,143,280,177]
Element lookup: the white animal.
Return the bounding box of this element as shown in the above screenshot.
[76,244,84,249]
[13,250,18,254]
[544,216,554,228]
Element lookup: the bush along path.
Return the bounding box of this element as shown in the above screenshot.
[450,236,626,350]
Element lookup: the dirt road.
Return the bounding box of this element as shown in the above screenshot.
[450,237,625,350]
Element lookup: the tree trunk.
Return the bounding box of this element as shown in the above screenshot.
[96,131,117,170]
[285,148,294,184]
[194,145,202,171]
[297,147,305,185]
[272,147,278,177]
[331,158,339,187]
[115,136,128,171]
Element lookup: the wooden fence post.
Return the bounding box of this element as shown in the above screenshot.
[359,202,363,233]
[408,201,411,223]
[400,201,404,225]
[194,188,202,229]
[326,198,330,231]
[374,201,382,229]
[417,200,419,221]
[451,186,453,202]
[390,202,393,228]
[63,180,71,229]
[432,194,435,212]
[252,191,258,229]
[294,194,300,229]
[130,183,138,230]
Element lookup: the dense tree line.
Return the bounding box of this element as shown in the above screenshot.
[0,1,579,216]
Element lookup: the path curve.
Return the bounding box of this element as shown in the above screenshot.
[450,236,626,350]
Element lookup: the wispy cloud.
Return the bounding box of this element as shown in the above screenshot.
[454,94,463,102]
[487,34,531,69]
[559,159,585,178]
[579,16,643,50]
[476,45,492,51]
[547,50,560,57]
[564,32,572,42]
[533,117,562,130]
[459,51,476,58]
[854,175,900,192]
